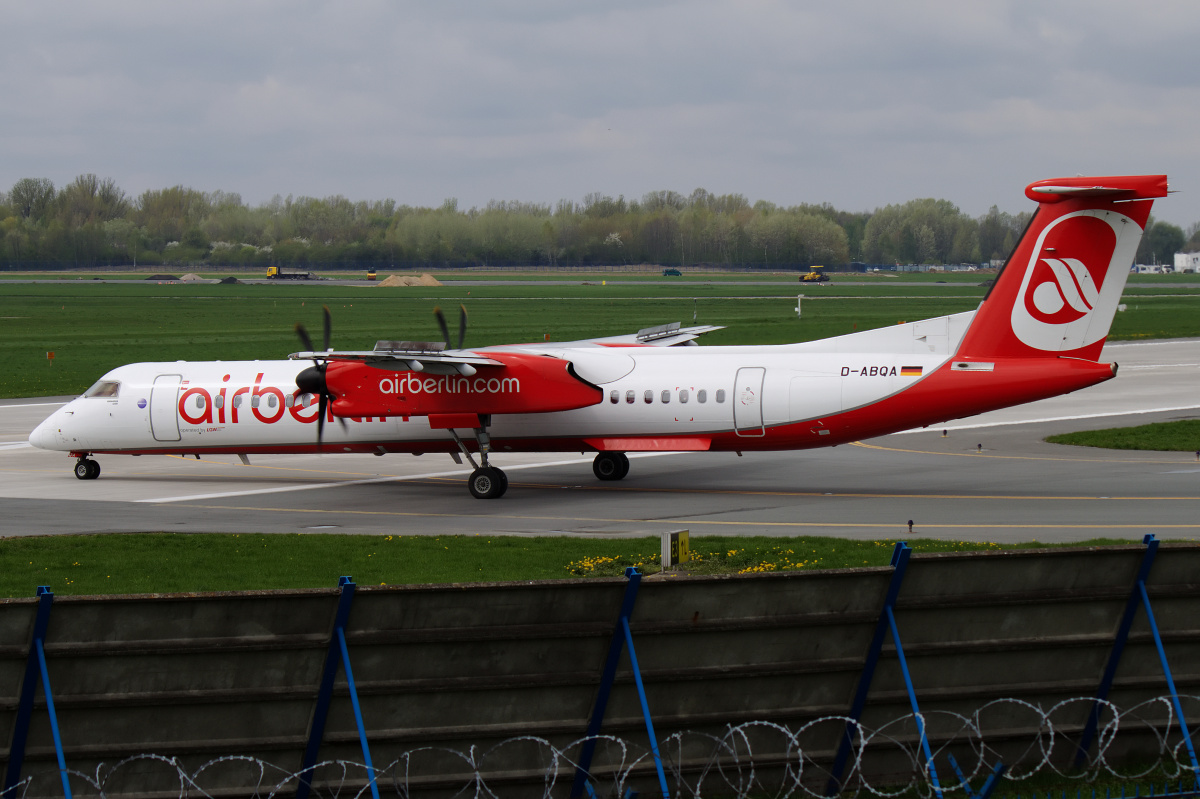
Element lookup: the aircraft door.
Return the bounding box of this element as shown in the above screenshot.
[150,374,182,442]
[733,367,765,437]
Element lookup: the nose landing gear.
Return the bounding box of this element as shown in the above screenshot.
[74,457,101,480]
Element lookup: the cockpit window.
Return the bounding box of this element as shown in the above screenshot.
[84,380,121,398]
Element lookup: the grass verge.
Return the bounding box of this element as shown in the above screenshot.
[0,533,1144,598]
[5,280,1199,398]
[1046,419,1200,451]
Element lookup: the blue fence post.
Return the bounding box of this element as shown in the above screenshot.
[298,576,360,799]
[826,542,913,795]
[572,568,659,799]
[887,605,943,799]
[336,626,381,799]
[949,754,1006,799]
[4,586,70,799]
[1136,581,1200,784]
[621,615,670,799]
[1075,536,1160,769]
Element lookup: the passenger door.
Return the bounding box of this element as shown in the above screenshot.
[150,374,182,442]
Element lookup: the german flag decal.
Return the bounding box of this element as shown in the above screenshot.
[900,366,923,377]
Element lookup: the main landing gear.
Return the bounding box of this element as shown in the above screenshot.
[592,452,630,481]
[467,466,508,500]
[448,416,509,500]
[74,457,101,480]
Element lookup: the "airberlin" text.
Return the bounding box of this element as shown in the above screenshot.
[378,374,521,395]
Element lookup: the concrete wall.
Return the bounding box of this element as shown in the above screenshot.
[2,544,1199,798]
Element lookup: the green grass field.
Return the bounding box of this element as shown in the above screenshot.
[1046,419,1200,451]
[4,275,1198,398]
[0,532,1145,598]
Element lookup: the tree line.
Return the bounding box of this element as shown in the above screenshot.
[0,175,1192,270]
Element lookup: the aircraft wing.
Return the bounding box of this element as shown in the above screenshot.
[290,340,503,374]
[540,322,725,349]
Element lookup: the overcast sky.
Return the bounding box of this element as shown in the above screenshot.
[3,1,1198,228]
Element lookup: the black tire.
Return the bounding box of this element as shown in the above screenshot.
[74,460,91,480]
[88,460,101,479]
[593,452,629,481]
[468,467,507,499]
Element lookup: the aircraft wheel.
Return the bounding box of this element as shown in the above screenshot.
[74,459,100,480]
[593,452,630,481]
[468,466,507,499]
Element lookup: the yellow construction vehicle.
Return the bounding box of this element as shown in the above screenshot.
[800,266,830,282]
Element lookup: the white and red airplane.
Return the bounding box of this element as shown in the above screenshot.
[29,174,1168,498]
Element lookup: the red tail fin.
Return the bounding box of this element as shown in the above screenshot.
[955,175,1168,361]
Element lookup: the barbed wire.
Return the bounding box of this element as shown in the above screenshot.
[3,695,1197,799]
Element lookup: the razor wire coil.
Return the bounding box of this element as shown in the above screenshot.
[3,694,1198,799]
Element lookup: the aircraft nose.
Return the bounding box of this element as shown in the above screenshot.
[28,411,64,450]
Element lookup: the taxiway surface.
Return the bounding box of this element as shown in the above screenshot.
[2,339,1197,543]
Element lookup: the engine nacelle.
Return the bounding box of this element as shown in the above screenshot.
[325,352,603,418]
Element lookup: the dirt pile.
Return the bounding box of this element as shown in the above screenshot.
[377,273,444,287]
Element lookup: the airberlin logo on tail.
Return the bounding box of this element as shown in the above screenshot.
[1010,210,1136,352]
[1027,257,1101,325]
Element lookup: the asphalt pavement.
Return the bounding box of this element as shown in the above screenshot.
[2,339,1197,543]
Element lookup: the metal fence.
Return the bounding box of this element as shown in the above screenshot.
[2,538,1198,799]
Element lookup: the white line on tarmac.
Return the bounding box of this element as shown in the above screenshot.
[894,404,1200,434]
[0,402,68,409]
[138,452,674,504]
[0,442,33,451]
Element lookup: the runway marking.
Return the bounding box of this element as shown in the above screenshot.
[0,402,68,409]
[892,405,1200,435]
[0,442,33,451]
[164,453,428,479]
[852,440,1195,464]
[502,477,1200,501]
[174,503,1200,531]
[161,475,1199,503]
[139,453,675,503]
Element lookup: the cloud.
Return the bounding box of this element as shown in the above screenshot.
[1,0,1198,226]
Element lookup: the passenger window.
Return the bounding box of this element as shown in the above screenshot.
[716,389,726,403]
[610,390,619,404]
[697,389,707,403]
[84,380,120,398]
[216,395,225,409]
[679,389,689,403]
[268,394,277,408]
[284,394,294,408]
[644,390,653,404]
[233,395,243,408]
[251,395,260,408]
[196,395,207,409]
[661,390,670,404]
[625,390,635,404]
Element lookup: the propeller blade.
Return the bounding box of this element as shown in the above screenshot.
[322,305,332,352]
[317,392,327,451]
[457,304,468,349]
[434,306,452,348]
[295,323,315,354]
